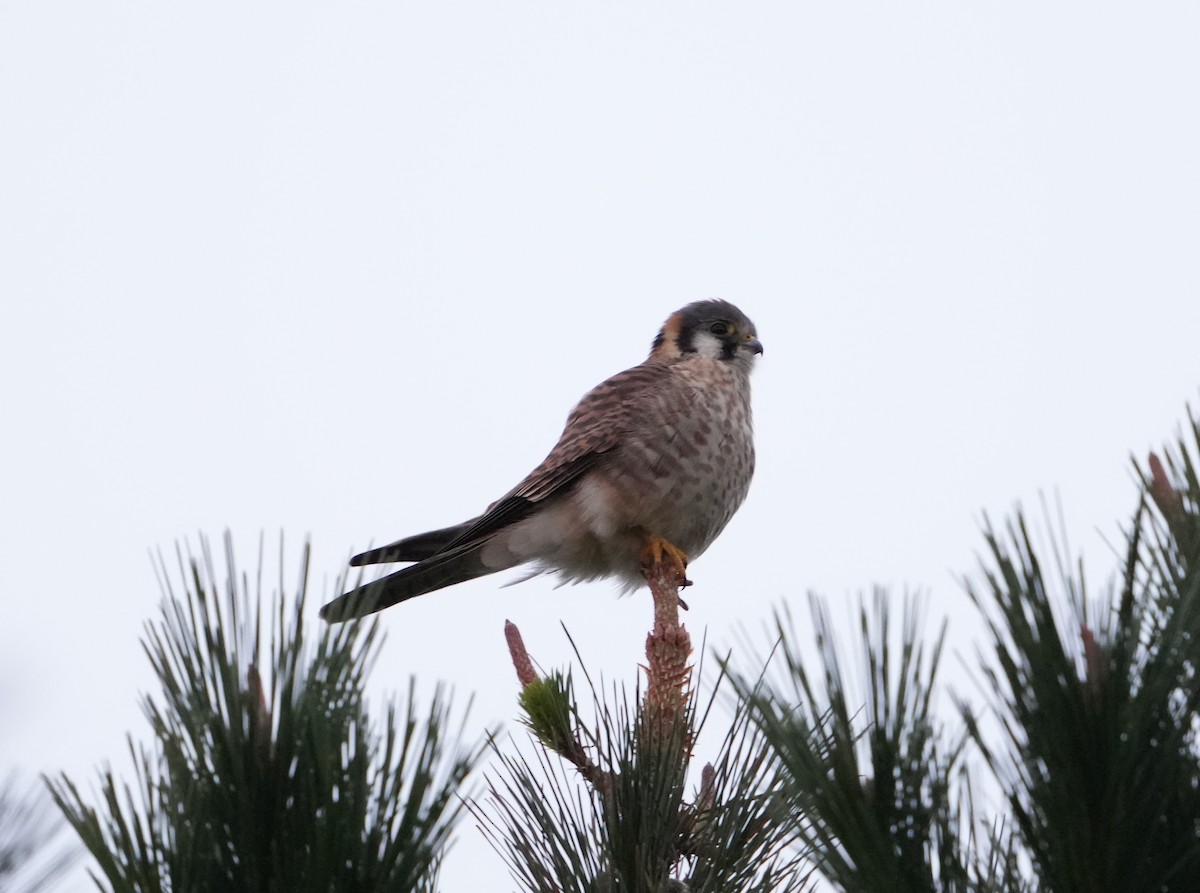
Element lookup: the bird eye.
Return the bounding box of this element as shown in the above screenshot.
[710,322,729,336]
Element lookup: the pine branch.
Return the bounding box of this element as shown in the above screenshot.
[967,409,1200,893]
[480,550,809,893]
[0,772,78,893]
[48,534,482,893]
[732,593,1015,893]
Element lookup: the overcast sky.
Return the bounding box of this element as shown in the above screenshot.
[3,3,1199,889]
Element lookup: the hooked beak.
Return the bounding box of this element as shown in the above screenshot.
[745,337,764,356]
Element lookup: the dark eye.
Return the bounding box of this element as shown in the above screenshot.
[710,322,729,336]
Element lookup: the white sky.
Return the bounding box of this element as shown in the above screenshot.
[2,3,1199,890]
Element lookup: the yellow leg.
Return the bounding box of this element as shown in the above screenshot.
[640,535,692,592]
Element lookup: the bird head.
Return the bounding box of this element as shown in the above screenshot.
[650,299,763,365]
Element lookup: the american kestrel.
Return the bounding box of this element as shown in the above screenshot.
[320,299,762,621]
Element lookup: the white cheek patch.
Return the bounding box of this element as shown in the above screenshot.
[690,331,726,359]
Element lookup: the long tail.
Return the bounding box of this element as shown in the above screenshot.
[320,542,498,622]
[348,520,478,566]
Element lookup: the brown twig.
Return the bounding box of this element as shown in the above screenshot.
[247,664,272,768]
[504,620,607,788]
[1079,623,1108,711]
[505,620,538,688]
[1148,452,1184,523]
[503,556,723,885]
[641,551,694,747]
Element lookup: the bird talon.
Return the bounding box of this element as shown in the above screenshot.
[677,595,690,610]
[641,535,690,586]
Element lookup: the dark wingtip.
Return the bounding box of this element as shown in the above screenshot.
[318,597,351,623]
[319,585,378,623]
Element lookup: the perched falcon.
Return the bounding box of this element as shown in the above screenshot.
[320,299,762,621]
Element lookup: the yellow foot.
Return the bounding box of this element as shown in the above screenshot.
[641,536,692,590]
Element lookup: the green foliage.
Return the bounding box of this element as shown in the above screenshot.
[36,407,1200,892]
[479,663,809,893]
[519,671,577,754]
[0,772,77,893]
[681,689,810,893]
[483,408,1200,893]
[729,408,1200,893]
[734,594,1019,893]
[967,411,1200,893]
[49,535,482,893]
